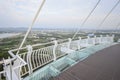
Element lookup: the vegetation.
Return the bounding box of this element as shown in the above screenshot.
[0,32,74,59]
[0,32,120,59]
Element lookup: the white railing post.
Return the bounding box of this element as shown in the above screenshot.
[93,35,96,45]
[100,35,103,43]
[53,40,58,61]
[3,59,6,80]
[106,35,109,43]
[78,37,81,49]
[3,58,8,80]
[3,58,13,80]
[112,34,114,42]
[87,36,90,45]
[9,58,13,80]
[68,38,72,49]
[27,45,33,74]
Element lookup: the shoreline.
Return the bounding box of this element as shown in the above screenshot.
[0,33,21,39]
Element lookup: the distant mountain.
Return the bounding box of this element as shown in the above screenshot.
[0,27,118,33]
[0,27,77,32]
[0,28,27,32]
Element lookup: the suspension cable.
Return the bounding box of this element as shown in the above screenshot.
[72,0,101,39]
[16,0,46,54]
[98,0,120,29]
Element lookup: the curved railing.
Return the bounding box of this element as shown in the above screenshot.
[0,35,114,80]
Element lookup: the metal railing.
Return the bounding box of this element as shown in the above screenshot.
[0,35,114,80]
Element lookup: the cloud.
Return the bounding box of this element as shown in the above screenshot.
[0,0,120,29]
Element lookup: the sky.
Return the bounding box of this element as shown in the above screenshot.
[0,0,120,30]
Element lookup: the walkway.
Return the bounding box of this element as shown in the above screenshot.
[53,43,120,80]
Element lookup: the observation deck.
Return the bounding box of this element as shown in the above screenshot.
[0,35,119,80]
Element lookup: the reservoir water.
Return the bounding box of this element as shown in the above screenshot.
[0,33,20,39]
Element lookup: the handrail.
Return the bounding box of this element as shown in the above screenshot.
[8,35,111,53]
[9,41,54,53]
[8,39,69,54]
[0,35,114,80]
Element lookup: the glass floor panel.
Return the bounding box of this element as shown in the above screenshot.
[23,43,116,80]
